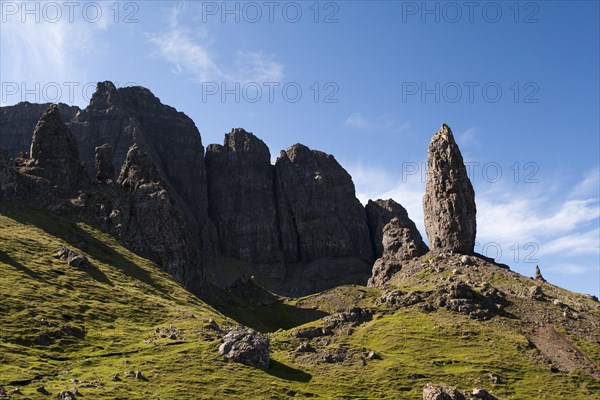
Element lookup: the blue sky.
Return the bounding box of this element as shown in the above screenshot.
[1,1,599,295]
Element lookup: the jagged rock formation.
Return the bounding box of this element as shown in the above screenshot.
[205,129,280,263]
[25,104,87,190]
[68,81,216,254]
[95,144,115,183]
[423,123,476,254]
[0,82,433,296]
[368,216,429,287]
[534,265,546,282]
[0,102,80,158]
[366,199,428,259]
[275,144,373,263]
[103,144,204,290]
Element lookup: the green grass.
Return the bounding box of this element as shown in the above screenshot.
[1,203,599,399]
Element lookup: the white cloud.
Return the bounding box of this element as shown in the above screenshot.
[345,163,600,265]
[344,113,410,134]
[545,263,589,275]
[148,5,283,84]
[0,3,118,106]
[540,229,600,256]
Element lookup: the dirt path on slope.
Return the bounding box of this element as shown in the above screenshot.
[528,325,600,378]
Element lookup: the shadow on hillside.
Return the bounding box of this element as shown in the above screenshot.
[219,302,328,333]
[266,359,312,382]
[4,206,171,296]
[0,250,47,283]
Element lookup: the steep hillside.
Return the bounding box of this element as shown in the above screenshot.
[1,203,599,399]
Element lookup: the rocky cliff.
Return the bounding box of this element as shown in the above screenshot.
[0,81,432,296]
[274,144,374,264]
[205,128,280,264]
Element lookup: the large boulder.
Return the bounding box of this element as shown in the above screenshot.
[205,129,280,263]
[219,326,270,370]
[423,384,465,400]
[423,124,476,254]
[274,143,373,264]
[26,104,88,190]
[366,199,428,258]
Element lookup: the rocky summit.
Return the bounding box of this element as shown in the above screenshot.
[423,123,476,255]
[1,82,598,399]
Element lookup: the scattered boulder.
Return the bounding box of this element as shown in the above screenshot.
[430,282,507,320]
[296,342,316,353]
[219,326,270,370]
[471,388,497,400]
[291,327,332,339]
[58,390,76,400]
[423,124,476,254]
[35,333,53,346]
[529,285,543,300]
[323,307,373,329]
[36,385,49,395]
[56,247,91,268]
[423,383,465,400]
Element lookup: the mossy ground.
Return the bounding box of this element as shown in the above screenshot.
[1,203,599,399]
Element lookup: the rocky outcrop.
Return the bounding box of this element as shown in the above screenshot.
[274,144,373,264]
[26,104,87,190]
[534,265,546,282]
[205,129,279,263]
[68,81,215,254]
[368,216,429,287]
[0,102,80,158]
[423,124,476,254]
[366,199,428,259]
[219,326,270,370]
[95,144,115,183]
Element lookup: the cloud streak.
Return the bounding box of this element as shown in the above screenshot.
[148,4,283,84]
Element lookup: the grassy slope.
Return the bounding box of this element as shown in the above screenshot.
[1,204,599,399]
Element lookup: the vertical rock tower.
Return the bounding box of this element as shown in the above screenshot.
[423,123,476,254]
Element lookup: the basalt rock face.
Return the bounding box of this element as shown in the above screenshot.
[274,144,374,264]
[0,102,80,158]
[26,104,87,190]
[0,147,18,197]
[366,199,428,259]
[68,81,215,254]
[95,144,115,183]
[105,144,204,290]
[423,124,476,255]
[205,129,280,263]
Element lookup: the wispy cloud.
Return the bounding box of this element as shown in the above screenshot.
[345,162,599,274]
[344,113,410,135]
[148,4,283,83]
